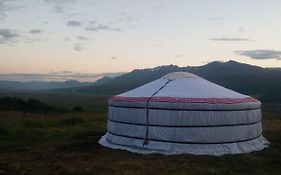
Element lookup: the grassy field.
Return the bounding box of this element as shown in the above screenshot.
[0,91,109,112]
[0,95,280,175]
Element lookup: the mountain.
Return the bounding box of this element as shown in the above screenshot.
[0,80,96,91]
[68,65,182,94]
[1,60,281,103]
[0,72,125,82]
[64,60,281,103]
[268,68,281,71]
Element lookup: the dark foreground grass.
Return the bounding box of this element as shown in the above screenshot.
[0,109,280,175]
[0,92,109,112]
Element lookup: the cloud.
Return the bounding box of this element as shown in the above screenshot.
[153,44,164,48]
[29,29,43,34]
[210,37,252,42]
[89,20,96,25]
[73,43,85,52]
[174,55,186,58]
[0,0,24,20]
[0,28,18,44]
[77,36,89,41]
[24,38,43,44]
[208,13,230,21]
[67,20,82,27]
[152,1,173,11]
[117,12,138,24]
[44,0,77,4]
[74,45,84,52]
[239,27,245,33]
[112,12,138,30]
[44,0,77,14]
[110,57,118,60]
[0,29,18,38]
[0,2,7,20]
[86,24,121,32]
[235,50,281,60]
[54,5,64,13]
[64,37,71,42]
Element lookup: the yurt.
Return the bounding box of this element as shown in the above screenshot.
[99,72,269,155]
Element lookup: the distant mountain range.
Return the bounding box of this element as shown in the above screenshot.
[0,72,124,91]
[61,60,281,103]
[0,72,125,83]
[1,60,281,103]
[0,80,96,91]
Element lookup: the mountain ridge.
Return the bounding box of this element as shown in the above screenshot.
[1,60,281,103]
[63,60,281,103]
[0,80,96,91]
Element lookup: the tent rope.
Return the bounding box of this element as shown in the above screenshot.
[143,79,171,146]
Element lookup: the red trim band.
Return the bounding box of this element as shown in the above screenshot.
[109,96,258,104]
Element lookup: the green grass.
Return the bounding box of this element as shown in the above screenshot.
[0,99,280,174]
[0,92,109,112]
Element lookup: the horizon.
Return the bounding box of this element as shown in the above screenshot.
[1,59,281,75]
[1,0,281,74]
[0,60,280,82]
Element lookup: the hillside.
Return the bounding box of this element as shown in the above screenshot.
[0,80,96,91]
[65,60,281,103]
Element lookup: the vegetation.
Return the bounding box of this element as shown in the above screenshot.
[0,96,60,113]
[0,93,109,112]
[72,106,83,112]
[0,95,280,175]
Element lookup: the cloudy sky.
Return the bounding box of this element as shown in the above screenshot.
[1,0,281,74]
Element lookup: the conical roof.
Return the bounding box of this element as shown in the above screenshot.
[110,72,259,110]
[162,72,198,80]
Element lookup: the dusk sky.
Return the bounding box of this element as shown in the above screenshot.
[1,0,281,74]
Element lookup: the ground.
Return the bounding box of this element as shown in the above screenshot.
[0,95,280,175]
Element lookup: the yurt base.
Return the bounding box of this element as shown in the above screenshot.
[99,133,269,156]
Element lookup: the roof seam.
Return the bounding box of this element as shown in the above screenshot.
[148,79,172,100]
[143,79,171,145]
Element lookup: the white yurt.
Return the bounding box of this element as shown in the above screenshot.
[99,72,269,155]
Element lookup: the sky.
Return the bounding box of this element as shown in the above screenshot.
[1,0,281,75]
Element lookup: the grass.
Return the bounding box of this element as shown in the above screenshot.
[0,98,280,174]
[0,92,109,112]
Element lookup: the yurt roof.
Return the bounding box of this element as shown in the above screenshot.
[109,72,259,110]
[162,72,198,80]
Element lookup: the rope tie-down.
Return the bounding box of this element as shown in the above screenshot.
[143,80,171,146]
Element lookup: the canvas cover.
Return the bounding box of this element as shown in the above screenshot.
[99,72,269,155]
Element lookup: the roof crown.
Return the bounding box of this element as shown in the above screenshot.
[162,72,198,80]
